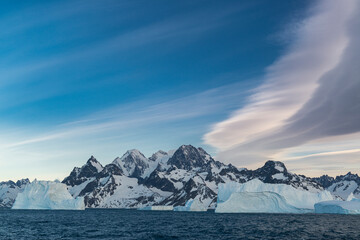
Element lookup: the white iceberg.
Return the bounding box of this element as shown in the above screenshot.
[174,199,208,212]
[216,179,333,213]
[216,191,308,213]
[12,180,85,210]
[315,198,360,214]
[138,205,173,211]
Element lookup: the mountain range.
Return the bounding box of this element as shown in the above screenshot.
[1,145,359,208]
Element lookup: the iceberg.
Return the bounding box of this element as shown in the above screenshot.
[217,179,333,210]
[12,180,85,210]
[138,205,173,211]
[173,199,208,212]
[314,199,360,214]
[215,179,333,213]
[216,191,308,213]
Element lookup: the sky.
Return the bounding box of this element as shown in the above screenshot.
[0,0,359,181]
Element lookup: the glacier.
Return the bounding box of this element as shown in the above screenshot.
[314,198,360,214]
[216,179,333,213]
[216,191,308,213]
[173,199,208,212]
[12,180,85,210]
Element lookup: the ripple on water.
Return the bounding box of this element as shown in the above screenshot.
[0,209,359,240]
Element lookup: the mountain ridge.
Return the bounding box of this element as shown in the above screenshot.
[1,145,359,208]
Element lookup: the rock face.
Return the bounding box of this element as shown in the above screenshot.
[62,156,104,187]
[0,179,30,208]
[60,145,328,209]
[313,172,360,200]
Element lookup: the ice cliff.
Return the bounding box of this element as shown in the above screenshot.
[12,180,85,210]
[216,179,333,213]
[314,197,360,214]
[174,199,208,212]
[216,191,307,213]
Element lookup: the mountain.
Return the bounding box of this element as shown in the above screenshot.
[62,156,104,187]
[112,149,152,179]
[60,145,328,209]
[246,160,323,191]
[313,172,360,200]
[2,145,358,209]
[0,179,30,208]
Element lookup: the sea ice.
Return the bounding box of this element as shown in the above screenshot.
[12,180,85,210]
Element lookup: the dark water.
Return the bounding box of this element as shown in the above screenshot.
[0,209,359,240]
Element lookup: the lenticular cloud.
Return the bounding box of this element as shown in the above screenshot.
[204,0,359,167]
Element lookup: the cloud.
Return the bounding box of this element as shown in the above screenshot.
[204,0,360,172]
[16,81,248,147]
[0,81,252,181]
[0,1,245,89]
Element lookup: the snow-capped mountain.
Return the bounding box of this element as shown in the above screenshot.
[60,145,328,209]
[112,149,152,179]
[2,145,358,209]
[313,172,360,200]
[62,156,104,187]
[0,179,30,208]
[245,160,323,192]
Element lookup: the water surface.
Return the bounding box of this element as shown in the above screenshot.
[1,209,359,239]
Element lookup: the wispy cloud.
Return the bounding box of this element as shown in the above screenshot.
[204,0,360,175]
[2,81,249,148]
[0,1,249,115]
[0,81,251,180]
[0,1,245,88]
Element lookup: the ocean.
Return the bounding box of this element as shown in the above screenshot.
[1,209,359,239]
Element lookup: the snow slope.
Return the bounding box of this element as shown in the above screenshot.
[112,149,150,178]
[12,181,85,210]
[313,172,360,200]
[327,181,359,200]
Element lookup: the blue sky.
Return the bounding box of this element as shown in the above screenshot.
[1,0,359,180]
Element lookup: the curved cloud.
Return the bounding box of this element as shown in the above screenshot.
[204,0,359,173]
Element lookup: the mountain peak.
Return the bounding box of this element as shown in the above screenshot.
[15,178,30,187]
[167,145,212,170]
[149,150,168,162]
[113,149,150,178]
[312,175,335,189]
[125,149,146,158]
[335,172,360,183]
[86,156,104,173]
[262,160,287,173]
[179,144,196,151]
[62,156,103,186]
